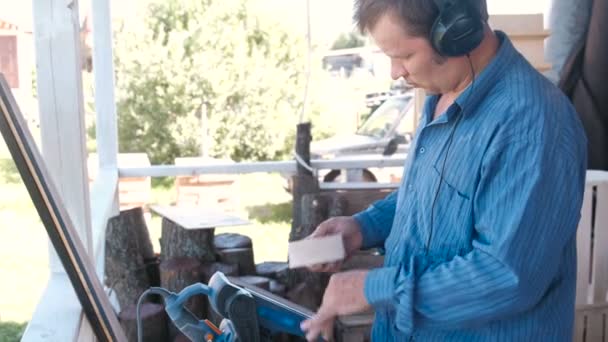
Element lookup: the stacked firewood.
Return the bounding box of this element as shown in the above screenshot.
[105,207,300,342]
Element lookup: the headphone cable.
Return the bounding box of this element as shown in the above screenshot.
[425,54,476,255]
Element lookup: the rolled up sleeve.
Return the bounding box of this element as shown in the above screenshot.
[353,191,398,249]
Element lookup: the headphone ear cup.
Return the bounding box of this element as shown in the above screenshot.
[430,1,484,57]
[430,14,448,56]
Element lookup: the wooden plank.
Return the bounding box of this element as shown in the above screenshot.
[0,75,126,341]
[586,171,608,186]
[288,235,345,269]
[320,182,398,190]
[592,184,608,303]
[573,310,586,342]
[577,185,593,305]
[150,205,249,230]
[585,311,606,342]
[489,14,545,35]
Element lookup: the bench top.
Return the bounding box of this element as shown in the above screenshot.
[150,205,250,230]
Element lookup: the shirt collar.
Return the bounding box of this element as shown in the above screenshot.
[423,31,517,124]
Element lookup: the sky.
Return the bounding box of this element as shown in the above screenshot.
[0,0,553,50]
[250,0,553,49]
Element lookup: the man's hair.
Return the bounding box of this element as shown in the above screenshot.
[354,0,489,37]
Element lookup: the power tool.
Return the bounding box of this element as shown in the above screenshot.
[137,271,315,342]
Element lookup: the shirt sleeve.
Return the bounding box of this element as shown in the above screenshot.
[363,138,586,334]
[353,191,398,249]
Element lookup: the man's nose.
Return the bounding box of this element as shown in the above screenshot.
[391,62,408,80]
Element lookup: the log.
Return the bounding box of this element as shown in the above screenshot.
[173,333,190,342]
[290,194,328,242]
[118,303,167,342]
[285,282,320,312]
[341,251,384,271]
[159,257,206,318]
[269,280,286,297]
[287,194,330,310]
[160,218,216,262]
[328,195,348,218]
[335,312,374,342]
[325,190,392,216]
[214,233,252,250]
[160,257,207,341]
[291,123,319,232]
[235,275,271,291]
[105,207,155,308]
[146,253,161,287]
[217,248,256,275]
[256,261,289,279]
[201,262,239,282]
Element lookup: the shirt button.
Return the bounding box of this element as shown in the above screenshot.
[419,147,425,154]
[408,184,414,191]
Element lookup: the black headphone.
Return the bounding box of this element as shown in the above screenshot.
[430,0,485,57]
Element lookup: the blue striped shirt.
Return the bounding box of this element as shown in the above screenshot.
[353,31,587,341]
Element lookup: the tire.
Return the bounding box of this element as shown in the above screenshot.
[323,169,377,182]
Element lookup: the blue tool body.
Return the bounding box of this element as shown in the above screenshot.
[150,271,313,342]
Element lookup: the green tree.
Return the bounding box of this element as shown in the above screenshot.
[331,32,366,50]
[113,0,313,164]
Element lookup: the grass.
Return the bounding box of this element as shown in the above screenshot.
[147,173,293,264]
[0,139,293,331]
[0,322,26,342]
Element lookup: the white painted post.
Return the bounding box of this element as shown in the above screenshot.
[576,185,593,306]
[32,0,93,270]
[591,184,608,303]
[91,0,119,215]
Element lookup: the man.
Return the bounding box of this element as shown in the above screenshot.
[300,0,587,341]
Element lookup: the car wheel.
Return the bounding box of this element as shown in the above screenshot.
[323,169,377,182]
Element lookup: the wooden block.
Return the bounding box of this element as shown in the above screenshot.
[288,235,345,269]
[151,205,249,230]
[217,248,256,275]
[214,233,252,250]
[256,261,289,278]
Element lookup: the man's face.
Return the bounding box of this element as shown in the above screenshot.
[369,12,452,93]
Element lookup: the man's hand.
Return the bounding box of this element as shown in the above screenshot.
[307,216,364,273]
[300,270,371,341]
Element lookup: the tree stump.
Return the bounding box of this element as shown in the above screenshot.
[159,257,206,317]
[217,248,256,275]
[160,218,216,262]
[105,207,156,308]
[118,303,167,342]
[214,233,252,250]
[160,257,207,341]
